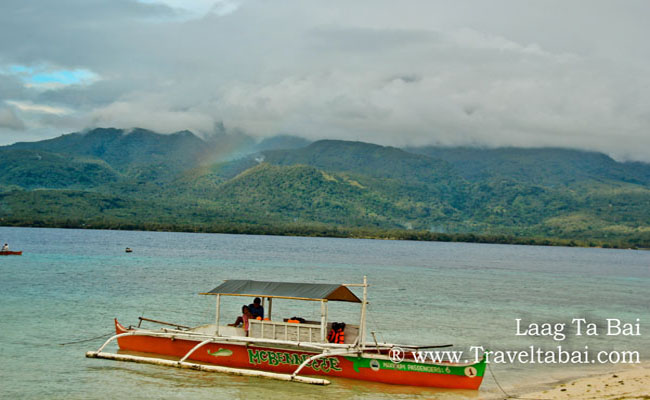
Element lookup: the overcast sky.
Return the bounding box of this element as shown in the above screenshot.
[1,0,649,160]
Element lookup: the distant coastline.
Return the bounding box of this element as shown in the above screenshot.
[2,130,650,250]
[1,220,646,250]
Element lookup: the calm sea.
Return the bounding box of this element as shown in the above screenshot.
[1,227,648,399]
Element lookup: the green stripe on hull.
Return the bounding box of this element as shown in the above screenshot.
[344,356,486,377]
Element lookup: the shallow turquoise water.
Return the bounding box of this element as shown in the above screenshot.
[1,227,648,399]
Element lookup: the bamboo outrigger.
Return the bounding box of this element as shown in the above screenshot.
[86,277,486,389]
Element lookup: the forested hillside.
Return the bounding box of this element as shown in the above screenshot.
[1,128,649,248]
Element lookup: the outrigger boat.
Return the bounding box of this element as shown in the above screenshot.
[0,250,22,256]
[87,277,485,389]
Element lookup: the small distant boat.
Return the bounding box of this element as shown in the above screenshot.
[125,248,133,253]
[0,250,22,256]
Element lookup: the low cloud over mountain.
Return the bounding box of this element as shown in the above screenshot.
[1,1,649,160]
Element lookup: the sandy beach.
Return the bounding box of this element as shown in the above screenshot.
[518,363,650,400]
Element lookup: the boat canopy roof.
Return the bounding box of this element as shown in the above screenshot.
[201,279,362,303]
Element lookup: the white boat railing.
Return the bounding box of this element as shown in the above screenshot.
[91,327,360,356]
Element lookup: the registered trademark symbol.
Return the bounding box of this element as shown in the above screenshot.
[389,347,405,363]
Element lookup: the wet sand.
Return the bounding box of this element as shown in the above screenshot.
[519,363,650,400]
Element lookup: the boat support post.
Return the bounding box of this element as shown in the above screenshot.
[215,294,221,336]
[320,299,328,342]
[360,276,368,349]
[344,276,368,349]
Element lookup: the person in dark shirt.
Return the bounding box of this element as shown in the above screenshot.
[248,297,264,319]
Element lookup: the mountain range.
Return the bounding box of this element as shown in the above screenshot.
[1,127,649,248]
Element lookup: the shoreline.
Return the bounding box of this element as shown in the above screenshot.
[496,363,650,400]
[1,222,646,250]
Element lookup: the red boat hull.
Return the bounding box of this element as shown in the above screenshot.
[114,319,485,389]
[0,251,22,255]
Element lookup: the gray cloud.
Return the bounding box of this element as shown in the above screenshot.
[1,0,649,161]
[0,104,25,130]
[0,74,28,100]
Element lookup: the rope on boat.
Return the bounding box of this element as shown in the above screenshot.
[366,303,387,343]
[487,363,551,400]
[59,331,115,346]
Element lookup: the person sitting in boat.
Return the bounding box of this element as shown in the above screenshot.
[228,305,253,334]
[1,243,8,251]
[248,297,264,319]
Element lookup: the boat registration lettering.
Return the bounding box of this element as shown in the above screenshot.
[247,349,342,373]
[380,360,451,374]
